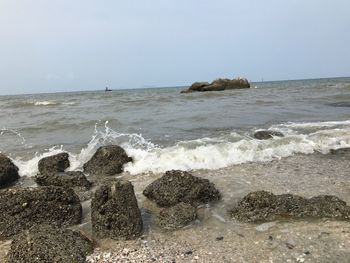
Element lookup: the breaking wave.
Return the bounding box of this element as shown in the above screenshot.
[8,120,350,177]
[34,101,58,106]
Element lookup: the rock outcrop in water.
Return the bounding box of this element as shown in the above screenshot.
[35,171,92,189]
[253,130,284,140]
[7,224,93,263]
[229,191,350,222]
[0,186,82,237]
[143,170,221,207]
[38,152,70,175]
[92,180,143,240]
[181,77,250,93]
[0,154,20,188]
[156,202,197,231]
[83,145,132,176]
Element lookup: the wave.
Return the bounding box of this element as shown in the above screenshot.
[3,100,78,109]
[9,120,350,177]
[34,101,58,106]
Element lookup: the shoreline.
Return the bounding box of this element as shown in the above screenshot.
[1,151,349,262]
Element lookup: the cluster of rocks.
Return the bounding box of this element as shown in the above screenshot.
[143,170,221,230]
[1,144,350,262]
[181,77,250,93]
[35,152,91,189]
[0,145,134,262]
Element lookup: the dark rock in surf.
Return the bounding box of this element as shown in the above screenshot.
[83,145,132,176]
[329,148,350,155]
[92,180,143,240]
[38,152,70,175]
[0,154,20,188]
[229,190,350,222]
[156,202,197,231]
[0,186,82,238]
[181,77,250,93]
[143,170,221,207]
[7,224,93,263]
[35,171,92,190]
[253,130,284,140]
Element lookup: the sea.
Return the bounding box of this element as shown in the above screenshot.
[0,77,350,178]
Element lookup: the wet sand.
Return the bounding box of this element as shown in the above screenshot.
[1,152,350,262]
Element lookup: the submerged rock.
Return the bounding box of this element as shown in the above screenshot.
[229,191,350,222]
[253,130,284,140]
[181,77,250,93]
[38,152,70,175]
[0,186,82,237]
[143,170,221,207]
[0,154,20,188]
[156,202,197,231]
[35,171,92,189]
[83,145,132,176]
[7,224,93,263]
[92,180,143,240]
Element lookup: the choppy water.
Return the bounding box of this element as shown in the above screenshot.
[0,77,349,177]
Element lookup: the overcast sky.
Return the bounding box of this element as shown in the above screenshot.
[0,0,349,95]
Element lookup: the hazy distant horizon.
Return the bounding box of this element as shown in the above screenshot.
[1,1,349,95]
[1,75,349,97]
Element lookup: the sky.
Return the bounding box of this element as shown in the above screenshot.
[0,0,349,95]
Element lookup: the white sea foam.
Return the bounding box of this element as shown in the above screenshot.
[276,120,350,128]
[12,146,65,177]
[0,128,26,145]
[123,128,350,174]
[62,102,77,105]
[10,120,350,177]
[34,101,58,106]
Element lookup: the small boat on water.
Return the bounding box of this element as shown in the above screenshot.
[105,87,112,92]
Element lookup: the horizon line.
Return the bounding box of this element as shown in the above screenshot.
[1,75,349,97]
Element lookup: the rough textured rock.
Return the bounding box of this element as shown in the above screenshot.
[7,224,93,263]
[0,186,82,238]
[0,154,20,188]
[253,130,284,140]
[92,180,143,240]
[143,170,221,207]
[181,77,250,93]
[38,153,70,175]
[35,171,92,189]
[156,202,197,231]
[330,147,350,155]
[229,191,350,222]
[83,145,132,176]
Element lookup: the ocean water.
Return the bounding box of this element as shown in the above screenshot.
[0,77,349,177]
